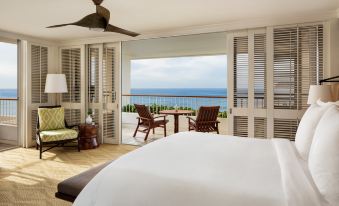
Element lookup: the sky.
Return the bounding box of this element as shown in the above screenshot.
[0,42,17,89]
[131,55,227,88]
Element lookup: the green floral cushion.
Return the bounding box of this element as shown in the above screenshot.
[38,107,65,131]
[40,129,78,142]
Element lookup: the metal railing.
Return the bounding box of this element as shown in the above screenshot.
[122,94,228,118]
[0,98,17,125]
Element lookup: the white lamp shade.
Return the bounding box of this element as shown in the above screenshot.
[331,84,339,101]
[45,74,68,93]
[307,85,333,104]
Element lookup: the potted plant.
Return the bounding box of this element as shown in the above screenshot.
[86,109,93,124]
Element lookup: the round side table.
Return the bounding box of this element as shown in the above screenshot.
[79,124,99,150]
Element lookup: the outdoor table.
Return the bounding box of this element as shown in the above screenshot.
[159,110,194,133]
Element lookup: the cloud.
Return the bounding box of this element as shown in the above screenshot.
[131,55,227,88]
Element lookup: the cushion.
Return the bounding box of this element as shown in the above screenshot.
[38,107,65,131]
[308,105,339,205]
[56,161,113,202]
[40,129,78,142]
[295,102,333,160]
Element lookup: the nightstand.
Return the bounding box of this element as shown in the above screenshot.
[79,124,99,150]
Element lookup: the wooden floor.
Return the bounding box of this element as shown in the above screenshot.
[0,144,137,206]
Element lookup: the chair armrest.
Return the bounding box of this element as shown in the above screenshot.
[186,116,196,122]
[197,120,220,124]
[66,124,79,130]
[136,117,152,121]
[153,115,167,119]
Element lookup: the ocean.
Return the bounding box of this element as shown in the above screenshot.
[129,88,228,111]
[0,89,17,98]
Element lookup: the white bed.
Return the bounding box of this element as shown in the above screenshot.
[73,132,327,206]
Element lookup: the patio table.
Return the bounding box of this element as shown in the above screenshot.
[159,110,194,133]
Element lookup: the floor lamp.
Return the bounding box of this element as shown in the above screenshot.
[45,74,68,105]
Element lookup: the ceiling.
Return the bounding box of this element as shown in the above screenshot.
[0,0,338,41]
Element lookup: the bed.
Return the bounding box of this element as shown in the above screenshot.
[73,132,327,206]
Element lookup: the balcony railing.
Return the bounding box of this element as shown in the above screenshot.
[122,94,228,118]
[0,98,17,125]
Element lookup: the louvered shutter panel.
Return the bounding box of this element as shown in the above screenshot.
[102,47,117,140]
[274,118,299,141]
[254,34,266,109]
[62,48,81,103]
[254,117,267,138]
[88,48,99,103]
[103,47,116,103]
[273,25,323,110]
[61,47,83,126]
[31,110,38,139]
[31,45,48,103]
[272,24,323,139]
[233,36,248,108]
[234,116,248,137]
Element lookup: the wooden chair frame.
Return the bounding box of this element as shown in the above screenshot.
[133,104,168,141]
[36,105,80,159]
[187,106,220,134]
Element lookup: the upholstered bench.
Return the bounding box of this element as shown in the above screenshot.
[55,161,112,202]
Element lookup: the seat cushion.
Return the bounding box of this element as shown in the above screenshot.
[38,107,65,130]
[40,129,78,142]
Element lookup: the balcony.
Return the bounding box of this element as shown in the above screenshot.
[0,98,17,146]
[122,94,228,145]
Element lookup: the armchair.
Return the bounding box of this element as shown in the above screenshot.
[36,105,80,159]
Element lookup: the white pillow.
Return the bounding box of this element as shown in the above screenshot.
[309,105,339,205]
[295,102,333,160]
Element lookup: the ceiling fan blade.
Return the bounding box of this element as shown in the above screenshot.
[106,24,140,37]
[92,0,104,5]
[47,23,74,28]
[96,5,110,26]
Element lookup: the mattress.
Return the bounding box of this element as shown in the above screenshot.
[73,132,327,206]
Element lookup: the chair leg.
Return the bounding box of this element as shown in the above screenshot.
[153,128,155,134]
[133,124,140,137]
[164,124,167,137]
[144,128,151,141]
[77,138,80,152]
[39,142,43,159]
[216,125,219,134]
[36,142,38,150]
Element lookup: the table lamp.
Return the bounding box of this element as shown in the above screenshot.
[45,74,68,105]
[307,85,333,105]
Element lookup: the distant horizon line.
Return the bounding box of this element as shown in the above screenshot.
[131,87,227,89]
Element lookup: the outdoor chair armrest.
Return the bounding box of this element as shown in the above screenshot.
[153,115,167,119]
[136,117,152,121]
[186,116,196,122]
[197,120,220,124]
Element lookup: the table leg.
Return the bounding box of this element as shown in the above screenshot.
[174,115,179,133]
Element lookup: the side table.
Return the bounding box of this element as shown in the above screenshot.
[79,124,99,150]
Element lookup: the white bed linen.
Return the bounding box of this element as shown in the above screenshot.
[74,132,326,206]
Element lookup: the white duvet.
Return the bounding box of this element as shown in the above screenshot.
[74,132,327,206]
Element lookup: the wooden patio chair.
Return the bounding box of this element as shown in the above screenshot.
[36,105,80,159]
[187,106,220,134]
[133,104,168,141]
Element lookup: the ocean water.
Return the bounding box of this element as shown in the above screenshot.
[129,88,228,111]
[0,89,17,98]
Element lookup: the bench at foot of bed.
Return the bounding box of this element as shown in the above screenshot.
[55,161,112,202]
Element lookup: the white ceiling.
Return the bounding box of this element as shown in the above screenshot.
[0,0,338,41]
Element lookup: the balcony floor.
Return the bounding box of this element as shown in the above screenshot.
[122,112,228,146]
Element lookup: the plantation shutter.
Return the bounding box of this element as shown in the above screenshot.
[102,46,118,143]
[254,34,266,109]
[30,44,48,139]
[31,45,48,104]
[273,24,323,139]
[88,47,100,104]
[61,47,84,126]
[273,25,323,110]
[233,36,249,108]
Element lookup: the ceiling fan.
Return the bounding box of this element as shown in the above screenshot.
[47,0,139,37]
